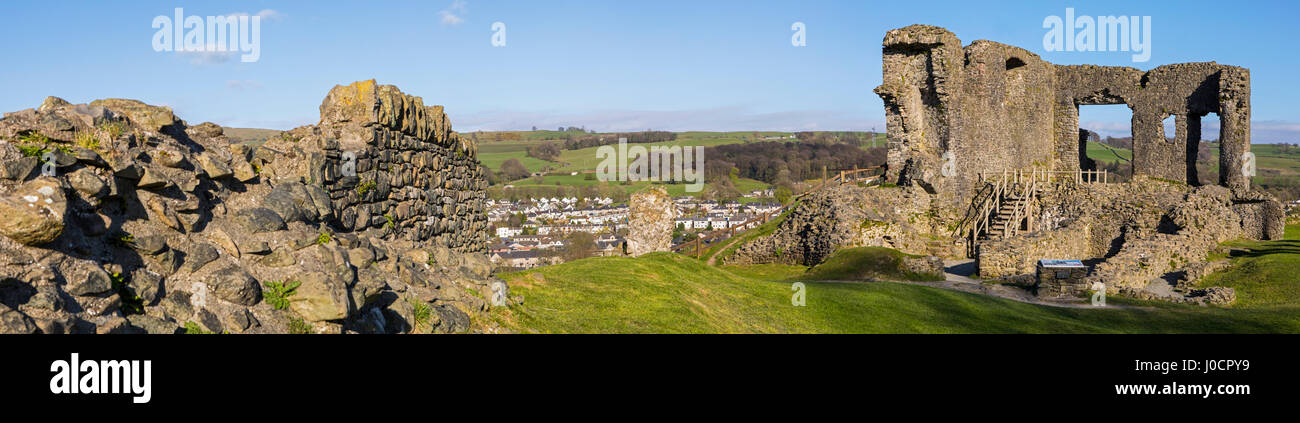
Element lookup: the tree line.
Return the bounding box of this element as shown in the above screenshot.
[561,131,677,150]
[702,141,886,186]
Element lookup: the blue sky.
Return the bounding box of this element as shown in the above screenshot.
[2,0,1298,141]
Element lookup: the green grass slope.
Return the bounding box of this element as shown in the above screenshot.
[800,246,944,282]
[1200,225,1300,308]
[1085,141,1132,165]
[491,252,1300,334]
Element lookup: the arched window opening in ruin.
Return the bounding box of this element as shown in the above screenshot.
[1005,57,1026,70]
[1162,115,1177,142]
[1078,104,1133,182]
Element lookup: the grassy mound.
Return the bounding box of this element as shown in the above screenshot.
[1200,225,1300,308]
[490,252,1300,334]
[798,246,943,282]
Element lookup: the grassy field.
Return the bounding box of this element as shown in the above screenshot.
[475,131,807,174]
[1198,142,1300,174]
[1084,141,1132,164]
[486,134,778,199]
[546,136,765,174]
[222,127,283,145]
[489,252,1300,333]
[478,132,793,197]
[1086,140,1300,173]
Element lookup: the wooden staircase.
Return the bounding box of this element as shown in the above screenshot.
[953,169,1109,256]
[986,192,1031,240]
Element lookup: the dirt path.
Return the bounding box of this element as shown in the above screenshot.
[790,259,1138,310]
[704,235,745,266]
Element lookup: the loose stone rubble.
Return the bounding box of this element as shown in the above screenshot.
[728,184,958,266]
[0,80,516,334]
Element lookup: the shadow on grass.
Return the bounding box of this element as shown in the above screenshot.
[1228,240,1300,258]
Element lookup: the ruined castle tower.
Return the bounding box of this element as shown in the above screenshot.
[875,25,1253,202]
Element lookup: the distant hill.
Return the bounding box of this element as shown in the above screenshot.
[221,127,283,145]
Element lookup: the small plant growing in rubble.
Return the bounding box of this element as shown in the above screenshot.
[109,231,135,247]
[110,271,145,315]
[262,280,301,310]
[75,131,100,151]
[356,179,377,195]
[99,121,126,140]
[184,322,213,335]
[287,317,312,334]
[409,297,433,332]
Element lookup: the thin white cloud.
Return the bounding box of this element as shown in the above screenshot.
[228,9,282,21]
[439,0,467,26]
[1253,120,1300,132]
[226,80,262,91]
[174,10,282,66]
[181,50,238,65]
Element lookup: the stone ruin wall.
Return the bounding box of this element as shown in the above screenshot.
[1055,63,1252,192]
[0,80,506,334]
[875,26,1059,205]
[626,187,676,257]
[876,25,1254,202]
[976,221,1094,279]
[261,80,488,253]
[871,25,1280,302]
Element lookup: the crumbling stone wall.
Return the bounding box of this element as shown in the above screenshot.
[876,25,1255,199]
[987,180,1251,296]
[1056,63,1252,192]
[260,80,488,252]
[977,222,1093,278]
[727,185,960,266]
[873,26,967,203]
[0,81,509,335]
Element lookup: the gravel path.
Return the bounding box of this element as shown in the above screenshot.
[795,259,1135,310]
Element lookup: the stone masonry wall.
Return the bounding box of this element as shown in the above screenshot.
[0,80,509,335]
[977,221,1092,278]
[260,80,488,253]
